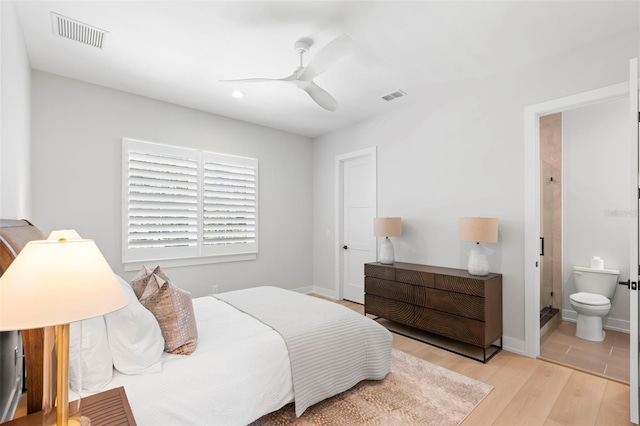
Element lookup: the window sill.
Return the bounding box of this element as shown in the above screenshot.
[123,252,257,272]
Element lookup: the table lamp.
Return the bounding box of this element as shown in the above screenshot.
[373,217,402,264]
[459,217,498,276]
[0,234,129,426]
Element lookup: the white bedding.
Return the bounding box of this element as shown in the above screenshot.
[216,287,392,417]
[97,296,294,426]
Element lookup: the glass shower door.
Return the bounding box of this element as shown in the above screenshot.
[540,160,556,311]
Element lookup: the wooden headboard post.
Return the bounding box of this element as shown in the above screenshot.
[0,219,49,414]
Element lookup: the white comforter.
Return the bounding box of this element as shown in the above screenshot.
[102,296,294,426]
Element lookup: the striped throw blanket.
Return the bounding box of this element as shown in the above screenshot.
[215,286,392,417]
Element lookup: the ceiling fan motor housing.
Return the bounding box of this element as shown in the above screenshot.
[294,39,311,55]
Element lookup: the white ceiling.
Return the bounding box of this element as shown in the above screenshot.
[13,1,640,138]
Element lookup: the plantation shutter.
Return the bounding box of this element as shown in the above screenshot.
[123,140,200,262]
[122,138,258,265]
[202,153,258,256]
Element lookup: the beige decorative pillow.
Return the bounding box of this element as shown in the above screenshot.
[131,266,198,355]
[131,265,154,300]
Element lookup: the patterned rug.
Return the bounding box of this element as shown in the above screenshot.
[251,349,493,426]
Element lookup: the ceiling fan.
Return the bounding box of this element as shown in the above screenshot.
[220,34,355,111]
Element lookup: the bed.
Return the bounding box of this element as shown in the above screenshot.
[0,219,393,425]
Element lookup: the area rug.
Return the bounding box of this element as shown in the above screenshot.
[251,349,493,426]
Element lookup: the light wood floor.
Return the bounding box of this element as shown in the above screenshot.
[335,299,634,426]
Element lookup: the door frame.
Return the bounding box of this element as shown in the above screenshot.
[334,147,377,300]
[628,57,639,424]
[523,82,629,358]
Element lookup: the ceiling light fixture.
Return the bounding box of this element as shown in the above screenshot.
[231,91,244,99]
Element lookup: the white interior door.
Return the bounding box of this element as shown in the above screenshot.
[340,150,376,304]
[629,57,639,425]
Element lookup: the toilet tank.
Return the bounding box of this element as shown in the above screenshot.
[573,266,620,298]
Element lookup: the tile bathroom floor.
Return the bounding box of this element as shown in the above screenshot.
[540,320,630,383]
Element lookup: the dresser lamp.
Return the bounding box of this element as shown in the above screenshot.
[459,217,498,276]
[373,217,402,264]
[0,234,129,426]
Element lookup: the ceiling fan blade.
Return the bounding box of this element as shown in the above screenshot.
[299,34,355,82]
[220,74,296,83]
[302,82,338,111]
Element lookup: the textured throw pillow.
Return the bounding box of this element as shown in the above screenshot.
[104,275,164,374]
[69,316,112,392]
[131,266,198,355]
[130,265,153,300]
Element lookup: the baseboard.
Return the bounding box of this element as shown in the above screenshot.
[502,336,526,356]
[561,309,577,323]
[311,286,338,299]
[562,309,630,334]
[603,317,630,333]
[291,286,340,300]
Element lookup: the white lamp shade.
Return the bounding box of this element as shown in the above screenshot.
[459,217,498,243]
[0,239,129,331]
[373,217,402,237]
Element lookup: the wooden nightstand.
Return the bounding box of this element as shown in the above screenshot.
[4,387,136,426]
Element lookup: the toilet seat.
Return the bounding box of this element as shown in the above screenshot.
[569,292,610,306]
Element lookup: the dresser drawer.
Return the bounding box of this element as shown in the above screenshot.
[414,307,486,346]
[395,268,435,287]
[425,288,484,321]
[365,294,413,326]
[435,274,485,297]
[365,264,396,280]
[365,278,413,304]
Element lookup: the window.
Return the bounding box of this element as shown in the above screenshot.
[122,138,258,266]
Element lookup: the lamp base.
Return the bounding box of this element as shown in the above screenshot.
[379,237,395,264]
[467,243,489,276]
[55,324,92,426]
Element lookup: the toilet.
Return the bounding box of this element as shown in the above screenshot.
[569,266,619,342]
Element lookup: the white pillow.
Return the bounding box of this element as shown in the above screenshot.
[104,275,164,374]
[69,316,113,392]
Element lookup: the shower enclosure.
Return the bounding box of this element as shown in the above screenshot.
[540,161,559,326]
[539,113,562,329]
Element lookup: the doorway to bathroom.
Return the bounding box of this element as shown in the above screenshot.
[536,95,631,384]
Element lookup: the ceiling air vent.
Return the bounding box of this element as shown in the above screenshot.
[51,12,108,49]
[381,90,407,102]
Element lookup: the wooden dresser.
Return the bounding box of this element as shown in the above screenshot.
[364,261,502,362]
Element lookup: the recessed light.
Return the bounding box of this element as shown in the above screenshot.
[231,91,244,99]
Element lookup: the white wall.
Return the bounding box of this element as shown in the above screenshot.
[562,96,630,331]
[312,28,638,353]
[0,1,31,218]
[0,4,30,419]
[31,72,313,297]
